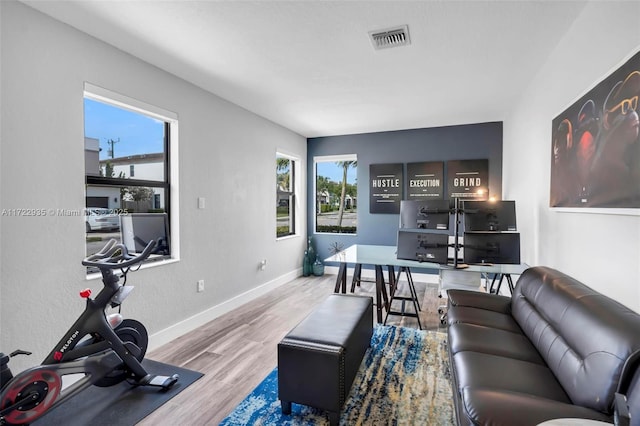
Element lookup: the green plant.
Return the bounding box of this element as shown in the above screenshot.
[328,241,345,255]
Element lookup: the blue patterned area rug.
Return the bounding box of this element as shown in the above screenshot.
[219,325,455,425]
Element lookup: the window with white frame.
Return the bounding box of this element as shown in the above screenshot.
[276,152,299,238]
[314,154,357,234]
[83,84,177,270]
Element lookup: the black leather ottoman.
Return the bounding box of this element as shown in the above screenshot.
[278,294,373,426]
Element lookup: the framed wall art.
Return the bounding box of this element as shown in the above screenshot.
[369,163,403,213]
[551,49,640,209]
[406,161,444,200]
[447,159,489,200]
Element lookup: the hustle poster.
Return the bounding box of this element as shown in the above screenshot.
[369,163,403,213]
[407,161,444,200]
[447,159,489,200]
[550,49,640,208]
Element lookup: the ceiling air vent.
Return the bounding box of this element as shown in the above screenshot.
[369,25,411,50]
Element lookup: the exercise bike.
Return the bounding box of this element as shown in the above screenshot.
[0,239,178,425]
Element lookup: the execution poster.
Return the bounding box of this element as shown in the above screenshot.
[369,163,403,213]
[407,161,444,200]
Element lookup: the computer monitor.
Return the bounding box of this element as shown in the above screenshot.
[120,213,170,255]
[463,232,520,264]
[399,199,451,230]
[397,230,449,264]
[462,200,517,232]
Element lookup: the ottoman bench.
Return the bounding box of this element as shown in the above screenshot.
[278,294,373,425]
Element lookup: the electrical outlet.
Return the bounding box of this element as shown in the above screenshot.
[197,279,205,292]
[259,259,267,271]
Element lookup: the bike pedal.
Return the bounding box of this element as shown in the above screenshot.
[138,373,179,390]
[160,374,179,390]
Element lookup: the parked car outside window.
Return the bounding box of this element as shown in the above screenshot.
[85,208,120,232]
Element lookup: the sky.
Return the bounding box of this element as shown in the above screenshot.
[86,97,357,184]
[84,98,165,160]
[316,161,357,184]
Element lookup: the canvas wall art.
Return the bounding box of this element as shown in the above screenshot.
[369,163,403,213]
[406,161,444,200]
[447,159,489,200]
[551,50,640,208]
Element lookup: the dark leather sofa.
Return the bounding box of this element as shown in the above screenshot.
[446,266,640,426]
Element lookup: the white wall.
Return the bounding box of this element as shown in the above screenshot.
[0,1,306,372]
[504,1,640,311]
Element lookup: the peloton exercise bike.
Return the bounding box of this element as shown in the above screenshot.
[0,239,178,425]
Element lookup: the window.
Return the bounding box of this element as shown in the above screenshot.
[314,155,357,234]
[83,84,177,269]
[276,152,299,238]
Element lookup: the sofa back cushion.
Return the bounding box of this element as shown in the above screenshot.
[512,266,640,413]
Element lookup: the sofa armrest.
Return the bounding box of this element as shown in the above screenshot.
[614,393,630,426]
[447,290,511,314]
[614,349,640,425]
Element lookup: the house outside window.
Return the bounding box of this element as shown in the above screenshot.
[83,83,177,270]
[277,152,299,238]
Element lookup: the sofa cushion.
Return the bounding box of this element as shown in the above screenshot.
[452,351,570,403]
[461,387,613,426]
[449,323,545,365]
[512,267,640,413]
[447,289,512,313]
[447,305,523,333]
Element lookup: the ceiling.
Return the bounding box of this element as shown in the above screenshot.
[22,1,586,138]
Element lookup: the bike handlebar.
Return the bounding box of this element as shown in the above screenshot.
[82,239,157,270]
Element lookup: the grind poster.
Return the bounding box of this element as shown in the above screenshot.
[447,159,489,200]
[407,161,444,200]
[369,163,403,213]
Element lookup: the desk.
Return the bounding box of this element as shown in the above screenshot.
[324,244,528,323]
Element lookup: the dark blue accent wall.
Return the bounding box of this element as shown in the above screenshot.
[307,122,503,266]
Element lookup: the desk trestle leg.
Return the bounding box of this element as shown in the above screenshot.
[384,267,422,330]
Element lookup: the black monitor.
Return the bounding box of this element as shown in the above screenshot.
[399,199,451,230]
[120,213,170,255]
[462,200,517,232]
[397,230,449,264]
[463,232,520,264]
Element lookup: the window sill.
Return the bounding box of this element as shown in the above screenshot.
[276,234,300,242]
[85,257,180,281]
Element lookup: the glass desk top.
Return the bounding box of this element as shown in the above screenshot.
[324,244,528,275]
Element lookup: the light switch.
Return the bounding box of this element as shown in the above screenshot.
[198,197,205,209]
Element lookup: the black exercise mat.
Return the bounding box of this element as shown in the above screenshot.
[33,359,203,425]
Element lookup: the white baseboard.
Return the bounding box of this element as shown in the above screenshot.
[148,268,301,351]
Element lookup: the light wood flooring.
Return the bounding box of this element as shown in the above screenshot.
[140,272,446,425]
